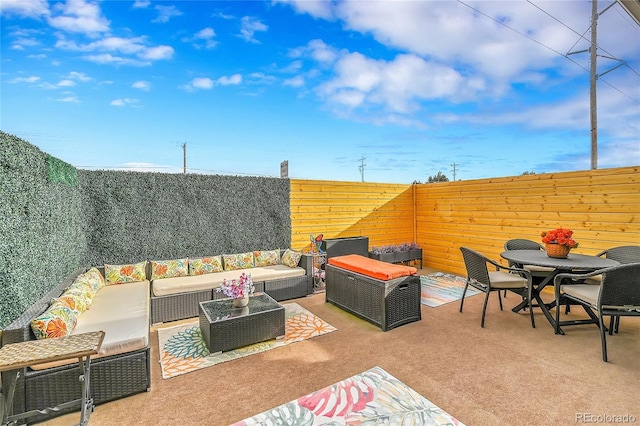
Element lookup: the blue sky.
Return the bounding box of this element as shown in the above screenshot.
[1,0,639,183]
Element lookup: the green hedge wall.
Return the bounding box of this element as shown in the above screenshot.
[79,170,291,265]
[0,131,87,329]
[0,131,291,329]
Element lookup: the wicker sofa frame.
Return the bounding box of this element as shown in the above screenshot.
[150,254,314,324]
[0,267,151,424]
[325,264,422,331]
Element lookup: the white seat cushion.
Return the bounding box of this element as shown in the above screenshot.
[561,284,599,306]
[523,265,554,276]
[152,265,306,296]
[31,280,150,370]
[488,271,528,289]
[585,274,602,285]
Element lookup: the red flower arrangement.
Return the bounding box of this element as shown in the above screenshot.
[541,228,579,248]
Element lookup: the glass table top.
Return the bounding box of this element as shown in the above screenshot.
[200,293,283,323]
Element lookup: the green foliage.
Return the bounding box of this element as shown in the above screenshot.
[46,154,78,186]
[0,131,87,329]
[427,171,449,183]
[79,170,291,265]
[1,131,291,329]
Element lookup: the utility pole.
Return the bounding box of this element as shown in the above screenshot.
[589,0,598,170]
[182,142,187,174]
[358,156,366,182]
[568,0,623,171]
[451,163,458,181]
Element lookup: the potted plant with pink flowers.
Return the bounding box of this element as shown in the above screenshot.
[217,272,255,307]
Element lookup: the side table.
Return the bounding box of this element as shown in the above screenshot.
[304,251,327,292]
[0,330,105,425]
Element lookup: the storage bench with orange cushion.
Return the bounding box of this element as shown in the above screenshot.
[325,254,421,331]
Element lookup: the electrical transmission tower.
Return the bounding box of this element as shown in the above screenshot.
[451,163,458,181]
[358,156,366,182]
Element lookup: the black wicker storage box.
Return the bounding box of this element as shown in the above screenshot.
[325,264,421,331]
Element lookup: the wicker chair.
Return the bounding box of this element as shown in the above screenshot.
[591,246,640,333]
[503,239,554,282]
[553,263,640,362]
[459,247,534,328]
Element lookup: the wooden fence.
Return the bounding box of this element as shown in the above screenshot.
[291,166,639,276]
[290,179,414,251]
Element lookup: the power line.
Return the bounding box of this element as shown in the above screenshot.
[457,0,640,104]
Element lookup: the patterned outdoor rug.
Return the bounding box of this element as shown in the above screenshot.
[232,366,464,425]
[421,272,480,307]
[157,302,336,379]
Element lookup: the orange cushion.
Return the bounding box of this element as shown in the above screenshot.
[328,254,417,280]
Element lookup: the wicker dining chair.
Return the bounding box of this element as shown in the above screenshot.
[459,247,534,328]
[553,262,640,362]
[592,246,640,334]
[503,239,554,282]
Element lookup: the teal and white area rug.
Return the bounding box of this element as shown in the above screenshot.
[421,273,480,307]
[232,366,464,425]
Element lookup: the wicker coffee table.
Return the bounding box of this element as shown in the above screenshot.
[198,293,285,353]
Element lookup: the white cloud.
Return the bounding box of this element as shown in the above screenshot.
[56,36,174,64]
[132,0,150,9]
[58,79,75,87]
[273,0,334,20]
[152,5,182,24]
[116,162,182,173]
[196,27,215,39]
[82,53,145,66]
[216,74,242,85]
[317,51,475,115]
[9,76,40,84]
[284,76,305,88]
[239,16,267,43]
[0,0,49,18]
[110,98,139,107]
[139,45,174,60]
[307,39,338,64]
[189,27,218,49]
[48,0,110,36]
[67,71,91,82]
[191,77,214,90]
[132,81,151,91]
[183,74,243,91]
[56,96,80,103]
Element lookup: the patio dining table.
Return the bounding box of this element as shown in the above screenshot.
[500,250,619,334]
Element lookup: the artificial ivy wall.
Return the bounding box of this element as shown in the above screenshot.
[79,170,291,266]
[0,132,87,329]
[0,132,291,329]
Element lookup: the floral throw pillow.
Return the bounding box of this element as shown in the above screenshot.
[254,249,280,267]
[67,280,96,300]
[189,256,223,276]
[75,267,105,293]
[105,261,147,285]
[51,294,89,315]
[151,258,188,280]
[223,252,254,271]
[31,305,77,339]
[281,249,302,268]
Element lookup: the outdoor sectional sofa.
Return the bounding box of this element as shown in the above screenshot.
[1,266,151,424]
[150,250,313,323]
[0,249,313,423]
